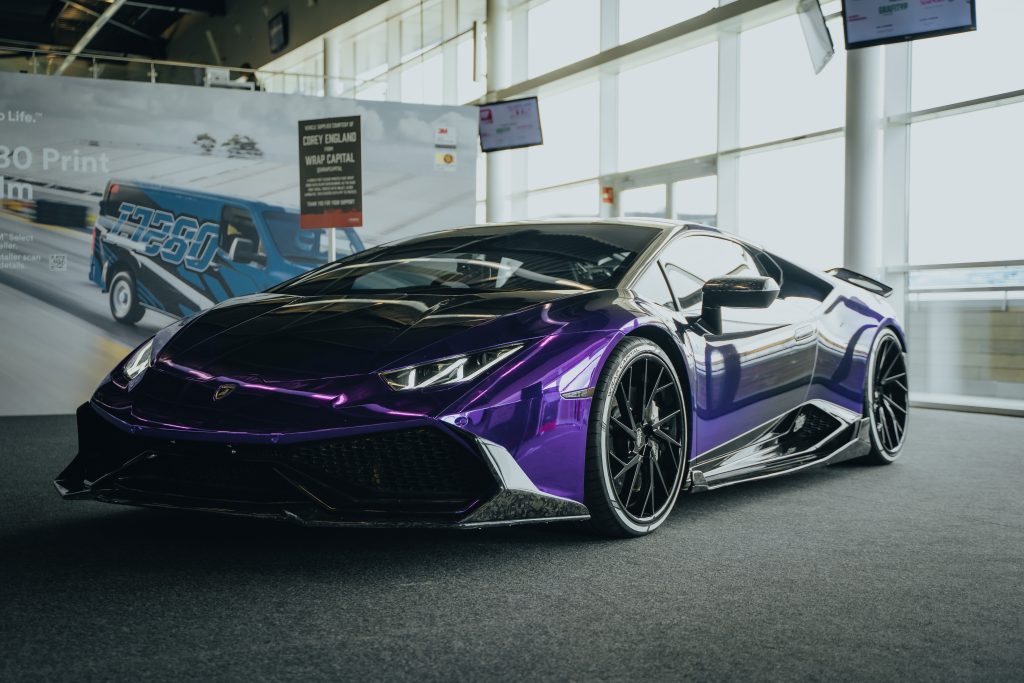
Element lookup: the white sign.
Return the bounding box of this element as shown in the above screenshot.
[844,0,975,48]
[434,126,457,148]
[479,97,543,153]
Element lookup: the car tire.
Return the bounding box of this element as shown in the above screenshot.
[109,270,145,325]
[584,337,688,537]
[862,327,909,465]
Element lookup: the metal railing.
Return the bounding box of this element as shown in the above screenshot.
[0,43,352,95]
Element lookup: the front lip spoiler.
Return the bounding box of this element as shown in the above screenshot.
[54,433,591,529]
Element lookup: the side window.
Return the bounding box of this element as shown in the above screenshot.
[632,264,674,309]
[660,235,764,313]
[220,205,265,263]
[664,265,704,315]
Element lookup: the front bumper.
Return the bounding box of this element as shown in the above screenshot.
[55,403,590,529]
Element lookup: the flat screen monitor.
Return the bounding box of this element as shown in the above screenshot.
[269,12,289,54]
[843,0,976,49]
[479,97,543,153]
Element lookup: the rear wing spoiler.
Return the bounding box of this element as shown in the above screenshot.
[825,267,893,298]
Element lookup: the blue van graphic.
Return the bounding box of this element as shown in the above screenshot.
[89,179,364,324]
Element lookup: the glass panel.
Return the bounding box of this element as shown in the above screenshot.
[661,235,761,281]
[527,82,600,189]
[355,79,388,101]
[458,0,487,32]
[618,0,716,43]
[156,64,209,89]
[476,153,487,202]
[672,176,717,224]
[907,291,1024,409]
[355,24,388,82]
[909,103,1024,265]
[526,183,598,219]
[527,0,600,77]
[618,43,717,171]
[632,264,674,308]
[912,0,1024,110]
[401,8,420,59]
[280,223,657,294]
[423,0,445,49]
[400,52,444,104]
[739,15,846,146]
[910,266,1024,291]
[401,0,444,61]
[737,138,845,270]
[664,265,704,315]
[620,185,666,218]
[457,35,485,104]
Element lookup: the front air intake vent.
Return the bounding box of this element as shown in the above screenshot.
[91,420,498,516]
[281,427,494,501]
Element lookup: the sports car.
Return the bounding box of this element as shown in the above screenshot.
[55,220,909,536]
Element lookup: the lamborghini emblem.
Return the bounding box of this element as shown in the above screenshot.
[213,383,237,401]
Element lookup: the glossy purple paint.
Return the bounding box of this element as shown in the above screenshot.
[64,221,905,522]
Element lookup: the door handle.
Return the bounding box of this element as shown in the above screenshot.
[793,324,815,342]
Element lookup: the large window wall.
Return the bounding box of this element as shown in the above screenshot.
[262,0,487,105]
[899,0,1024,411]
[494,0,1022,412]
[617,43,718,172]
[503,0,849,273]
[260,0,1022,413]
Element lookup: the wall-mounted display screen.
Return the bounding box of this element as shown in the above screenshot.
[269,11,288,54]
[843,0,975,50]
[479,97,543,152]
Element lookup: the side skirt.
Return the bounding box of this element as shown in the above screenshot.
[687,400,872,493]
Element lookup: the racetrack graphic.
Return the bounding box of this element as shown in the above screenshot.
[0,209,171,415]
[0,70,476,416]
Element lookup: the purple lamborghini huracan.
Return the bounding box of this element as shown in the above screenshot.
[55,220,909,536]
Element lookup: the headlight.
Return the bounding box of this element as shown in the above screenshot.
[123,338,154,380]
[381,344,523,391]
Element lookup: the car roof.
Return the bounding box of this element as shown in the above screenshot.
[458,218,721,234]
[107,178,286,211]
[371,218,725,251]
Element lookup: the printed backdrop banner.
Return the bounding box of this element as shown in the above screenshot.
[0,71,477,416]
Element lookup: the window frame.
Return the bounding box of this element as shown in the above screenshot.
[652,231,770,315]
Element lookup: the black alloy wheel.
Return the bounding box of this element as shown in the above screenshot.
[864,328,909,463]
[586,337,687,537]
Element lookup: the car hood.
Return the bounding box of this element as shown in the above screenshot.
[156,289,587,382]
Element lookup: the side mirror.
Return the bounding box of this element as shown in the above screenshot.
[699,275,779,333]
[227,237,257,265]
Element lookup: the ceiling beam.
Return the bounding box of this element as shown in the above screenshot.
[55,0,129,75]
[122,0,225,15]
[63,0,155,42]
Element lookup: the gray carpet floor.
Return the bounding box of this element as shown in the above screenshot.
[0,408,1021,681]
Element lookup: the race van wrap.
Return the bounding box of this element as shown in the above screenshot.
[89,180,364,324]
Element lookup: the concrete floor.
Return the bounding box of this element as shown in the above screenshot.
[1,408,1021,681]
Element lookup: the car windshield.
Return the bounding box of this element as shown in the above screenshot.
[272,224,660,296]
